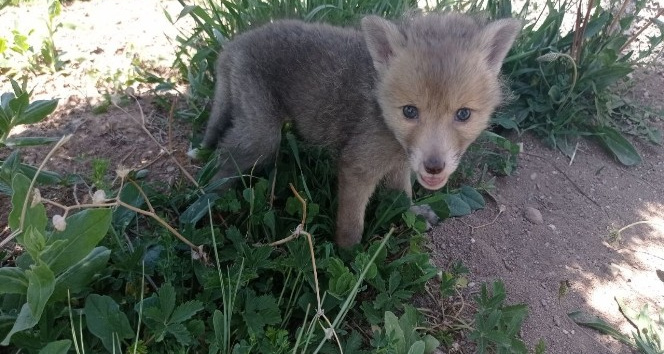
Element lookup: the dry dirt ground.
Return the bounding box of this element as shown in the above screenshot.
[1,1,663,353]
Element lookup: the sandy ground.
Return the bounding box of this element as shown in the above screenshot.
[1,0,663,353]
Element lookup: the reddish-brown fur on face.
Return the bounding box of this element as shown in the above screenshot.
[366,13,520,190]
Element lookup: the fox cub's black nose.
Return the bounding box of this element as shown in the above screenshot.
[424,158,445,175]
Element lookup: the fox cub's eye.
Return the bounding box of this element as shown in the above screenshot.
[402,105,419,120]
[455,108,471,121]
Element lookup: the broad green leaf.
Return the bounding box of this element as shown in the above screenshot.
[0,157,64,187]
[407,341,426,354]
[158,283,177,319]
[22,226,47,261]
[166,323,192,346]
[84,294,134,353]
[112,182,144,230]
[1,263,55,345]
[3,136,61,148]
[52,247,111,300]
[169,300,204,324]
[422,334,440,353]
[415,193,449,220]
[1,303,38,345]
[179,193,219,225]
[46,208,111,274]
[9,173,47,234]
[594,126,642,166]
[459,186,485,211]
[0,267,28,294]
[568,311,632,346]
[26,263,55,318]
[443,194,471,217]
[212,310,225,351]
[384,311,405,353]
[8,92,28,117]
[14,99,58,126]
[242,290,280,335]
[38,340,71,354]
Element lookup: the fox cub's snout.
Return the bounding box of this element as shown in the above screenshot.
[201,13,521,247]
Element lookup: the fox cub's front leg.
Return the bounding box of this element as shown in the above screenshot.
[335,167,382,248]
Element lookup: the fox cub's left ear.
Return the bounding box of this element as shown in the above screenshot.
[362,16,406,75]
[482,19,522,75]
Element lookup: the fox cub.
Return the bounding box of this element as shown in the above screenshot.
[199,13,521,247]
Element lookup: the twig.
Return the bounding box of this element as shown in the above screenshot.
[263,184,343,352]
[607,0,632,35]
[620,8,664,52]
[460,204,507,232]
[0,135,73,248]
[113,97,203,194]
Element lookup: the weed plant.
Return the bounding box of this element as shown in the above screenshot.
[0,0,65,75]
[497,0,663,165]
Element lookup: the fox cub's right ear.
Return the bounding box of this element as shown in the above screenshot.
[362,16,406,75]
[482,18,523,75]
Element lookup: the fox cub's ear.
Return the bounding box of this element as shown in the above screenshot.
[361,16,406,74]
[481,18,522,74]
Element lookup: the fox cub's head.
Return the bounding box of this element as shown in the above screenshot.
[362,13,521,190]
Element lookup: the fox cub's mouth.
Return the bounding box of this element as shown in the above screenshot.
[417,173,448,190]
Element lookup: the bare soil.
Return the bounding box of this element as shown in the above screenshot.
[1,1,663,353]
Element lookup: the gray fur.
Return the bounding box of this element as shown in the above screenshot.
[202,13,521,247]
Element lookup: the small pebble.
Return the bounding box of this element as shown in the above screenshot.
[548,224,557,231]
[524,207,543,224]
[553,316,561,327]
[530,172,538,180]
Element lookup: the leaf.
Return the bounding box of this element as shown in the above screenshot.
[422,334,440,353]
[180,193,219,225]
[38,340,71,354]
[1,303,38,345]
[26,263,55,318]
[242,290,281,335]
[0,267,28,294]
[158,283,176,319]
[84,294,134,353]
[407,340,426,354]
[415,193,449,220]
[593,126,642,166]
[3,136,61,148]
[13,99,58,126]
[0,158,64,187]
[1,263,55,345]
[22,225,47,261]
[9,173,47,234]
[166,323,192,346]
[443,194,471,217]
[384,311,406,353]
[52,247,111,300]
[112,182,144,230]
[459,186,485,211]
[568,311,633,346]
[169,300,204,324]
[45,208,111,274]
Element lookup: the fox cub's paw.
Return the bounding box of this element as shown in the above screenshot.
[187,147,201,159]
[187,146,214,161]
[410,204,440,230]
